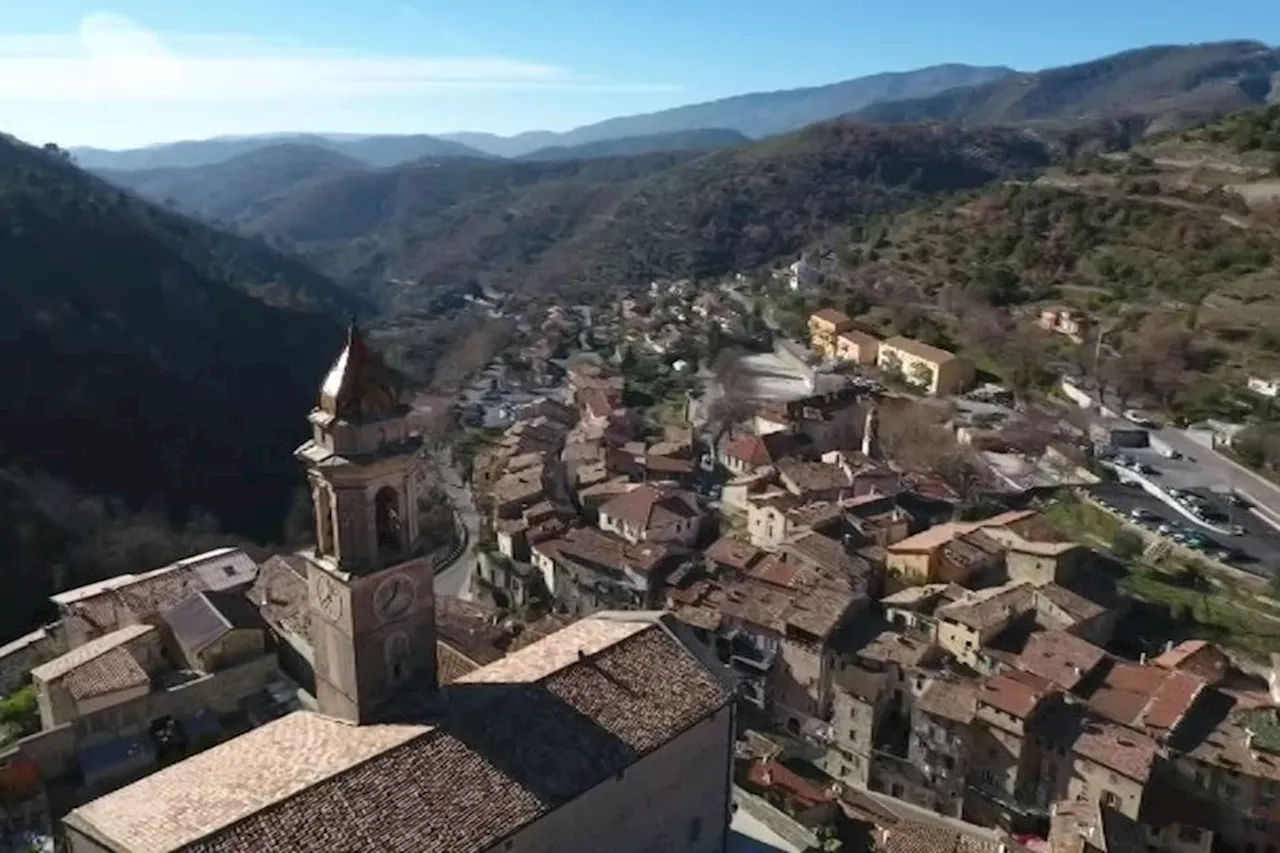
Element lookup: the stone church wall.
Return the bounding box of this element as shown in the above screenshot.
[496,703,734,853]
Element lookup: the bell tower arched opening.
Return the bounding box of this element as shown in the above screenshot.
[314,484,335,557]
[375,486,402,555]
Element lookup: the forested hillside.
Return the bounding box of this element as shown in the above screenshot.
[786,106,1280,422]
[0,136,359,641]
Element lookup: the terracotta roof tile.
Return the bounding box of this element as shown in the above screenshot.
[1150,639,1213,670]
[978,671,1052,720]
[938,583,1035,631]
[703,537,764,573]
[1072,720,1157,782]
[599,484,701,534]
[549,527,678,576]
[776,459,854,495]
[435,643,481,686]
[246,555,310,641]
[1014,631,1108,691]
[31,624,155,683]
[69,617,731,853]
[1143,670,1204,733]
[811,308,853,328]
[1034,584,1106,624]
[61,647,150,701]
[917,679,980,725]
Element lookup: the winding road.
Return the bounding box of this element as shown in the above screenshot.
[430,450,481,600]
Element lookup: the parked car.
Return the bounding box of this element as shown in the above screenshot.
[1130,508,1159,522]
[1158,448,1183,460]
[1228,494,1253,509]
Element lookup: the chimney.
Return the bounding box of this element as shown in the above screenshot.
[1140,652,1146,665]
[1165,640,1174,654]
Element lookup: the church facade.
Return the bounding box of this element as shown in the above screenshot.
[60,325,738,853]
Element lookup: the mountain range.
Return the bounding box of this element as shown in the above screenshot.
[72,132,488,172]
[440,63,1015,156]
[859,41,1280,130]
[6,39,1280,639]
[71,62,1013,171]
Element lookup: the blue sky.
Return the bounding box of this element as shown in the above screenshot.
[2,1,1277,148]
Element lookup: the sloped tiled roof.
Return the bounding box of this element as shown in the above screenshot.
[1072,719,1157,782]
[67,614,733,853]
[31,624,155,683]
[1014,631,1108,692]
[62,647,150,701]
[164,591,263,656]
[599,483,701,534]
[917,679,979,725]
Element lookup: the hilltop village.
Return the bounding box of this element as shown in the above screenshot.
[2,301,1280,853]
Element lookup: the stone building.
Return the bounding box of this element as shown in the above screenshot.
[60,325,739,853]
[63,614,736,853]
[598,483,704,547]
[293,321,442,724]
[910,678,979,818]
[821,664,889,790]
[1,548,278,798]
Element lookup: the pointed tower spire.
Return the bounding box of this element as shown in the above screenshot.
[318,317,401,422]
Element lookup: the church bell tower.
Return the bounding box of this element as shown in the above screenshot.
[296,321,438,723]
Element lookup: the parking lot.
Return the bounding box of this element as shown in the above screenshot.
[1089,482,1280,576]
[1110,442,1243,493]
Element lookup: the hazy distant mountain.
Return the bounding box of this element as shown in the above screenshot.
[73,133,487,171]
[517,128,750,161]
[100,143,367,222]
[857,41,1280,132]
[439,63,1015,156]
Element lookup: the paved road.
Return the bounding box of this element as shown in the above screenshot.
[1089,482,1280,576]
[1084,385,1280,526]
[1147,426,1280,522]
[431,451,480,600]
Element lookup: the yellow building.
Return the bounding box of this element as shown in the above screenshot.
[885,510,1038,588]
[834,329,880,365]
[877,336,975,396]
[808,309,854,358]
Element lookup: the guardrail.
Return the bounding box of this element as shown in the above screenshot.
[1081,495,1264,586]
[1100,460,1235,536]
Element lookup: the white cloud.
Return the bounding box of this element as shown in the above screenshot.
[0,13,680,104]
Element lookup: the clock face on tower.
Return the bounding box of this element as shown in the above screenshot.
[313,573,344,622]
[373,574,417,624]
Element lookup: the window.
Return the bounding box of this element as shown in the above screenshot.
[385,633,412,684]
[1177,827,1202,843]
[688,817,703,843]
[221,564,237,577]
[848,730,858,743]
